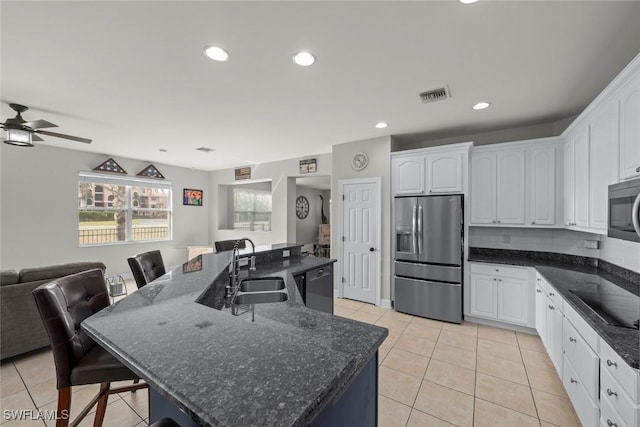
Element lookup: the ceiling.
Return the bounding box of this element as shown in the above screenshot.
[2,1,640,171]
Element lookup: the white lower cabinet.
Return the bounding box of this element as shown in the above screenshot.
[563,354,601,427]
[599,340,640,427]
[469,263,534,327]
[545,293,564,375]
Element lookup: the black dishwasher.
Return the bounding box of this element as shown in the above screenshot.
[294,265,333,314]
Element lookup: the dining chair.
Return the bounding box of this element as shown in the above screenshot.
[127,250,166,289]
[33,268,148,427]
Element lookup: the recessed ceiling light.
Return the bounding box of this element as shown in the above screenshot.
[460,0,478,4]
[293,52,316,67]
[472,101,491,110]
[375,122,388,129]
[203,46,229,62]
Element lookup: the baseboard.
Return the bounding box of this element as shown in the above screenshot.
[464,315,538,335]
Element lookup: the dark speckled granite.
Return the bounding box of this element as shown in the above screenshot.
[82,251,387,427]
[468,247,640,369]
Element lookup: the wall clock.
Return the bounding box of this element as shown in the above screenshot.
[351,152,369,171]
[296,195,309,219]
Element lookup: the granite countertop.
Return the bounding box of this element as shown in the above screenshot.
[468,248,640,369]
[82,249,387,427]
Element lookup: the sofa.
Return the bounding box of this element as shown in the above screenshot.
[0,261,106,360]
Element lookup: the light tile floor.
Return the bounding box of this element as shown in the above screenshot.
[0,294,581,427]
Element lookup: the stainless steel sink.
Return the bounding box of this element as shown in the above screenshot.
[239,277,285,293]
[234,292,288,305]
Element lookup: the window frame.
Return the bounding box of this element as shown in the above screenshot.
[78,171,173,246]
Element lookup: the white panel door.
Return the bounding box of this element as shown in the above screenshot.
[469,274,497,319]
[564,139,576,227]
[528,147,556,226]
[535,283,547,342]
[619,73,640,180]
[546,299,564,375]
[497,277,530,326]
[341,180,379,304]
[574,126,590,228]
[428,151,463,193]
[392,156,425,195]
[589,101,619,233]
[471,153,497,224]
[497,150,526,224]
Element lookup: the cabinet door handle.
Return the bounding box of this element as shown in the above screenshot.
[607,359,618,368]
[548,305,555,310]
[636,166,640,173]
[606,388,618,397]
[536,289,542,293]
[607,419,618,427]
[498,279,502,282]
[532,221,536,225]
[569,337,576,343]
[549,292,555,296]
[570,378,577,384]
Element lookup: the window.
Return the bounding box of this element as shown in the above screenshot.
[78,172,172,246]
[233,188,272,231]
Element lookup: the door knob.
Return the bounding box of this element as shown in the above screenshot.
[369,247,375,252]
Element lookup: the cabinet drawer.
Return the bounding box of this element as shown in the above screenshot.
[563,355,600,427]
[600,340,639,403]
[563,318,599,399]
[601,392,630,427]
[564,301,599,351]
[470,263,530,280]
[601,365,639,427]
[546,283,563,313]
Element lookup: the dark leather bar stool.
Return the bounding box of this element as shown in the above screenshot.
[214,239,245,253]
[127,250,166,289]
[33,268,148,427]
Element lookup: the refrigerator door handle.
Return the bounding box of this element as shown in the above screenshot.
[417,204,423,255]
[411,204,418,254]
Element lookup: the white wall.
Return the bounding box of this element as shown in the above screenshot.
[295,186,330,245]
[469,226,640,273]
[0,144,210,275]
[331,136,392,301]
[208,153,332,246]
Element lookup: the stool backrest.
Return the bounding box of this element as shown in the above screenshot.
[33,268,109,389]
[127,250,166,289]
[214,239,245,253]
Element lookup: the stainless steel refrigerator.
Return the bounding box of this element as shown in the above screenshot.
[393,194,463,323]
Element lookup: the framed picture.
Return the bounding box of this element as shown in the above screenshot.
[299,158,317,174]
[183,189,203,206]
[182,255,203,273]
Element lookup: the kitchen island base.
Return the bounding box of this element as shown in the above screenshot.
[149,351,378,427]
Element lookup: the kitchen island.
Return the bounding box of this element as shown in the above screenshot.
[82,244,387,427]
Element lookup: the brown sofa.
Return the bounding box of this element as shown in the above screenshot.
[0,261,106,360]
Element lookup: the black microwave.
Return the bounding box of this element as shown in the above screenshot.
[608,177,640,243]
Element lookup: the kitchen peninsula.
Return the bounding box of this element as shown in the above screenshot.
[82,244,387,427]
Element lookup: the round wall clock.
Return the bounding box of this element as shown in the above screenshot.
[351,152,369,171]
[296,195,309,219]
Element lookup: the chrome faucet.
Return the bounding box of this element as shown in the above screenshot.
[226,238,256,298]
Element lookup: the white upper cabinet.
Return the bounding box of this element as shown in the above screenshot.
[589,101,619,233]
[470,139,560,227]
[391,142,471,197]
[428,151,463,193]
[564,138,576,227]
[392,156,425,195]
[618,71,640,180]
[471,152,497,224]
[528,147,556,225]
[496,150,526,224]
[574,126,590,229]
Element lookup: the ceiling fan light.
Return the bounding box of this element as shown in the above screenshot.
[4,128,33,147]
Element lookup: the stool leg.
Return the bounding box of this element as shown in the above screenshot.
[92,383,110,427]
[132,378,140,393]
[56,387,71,427]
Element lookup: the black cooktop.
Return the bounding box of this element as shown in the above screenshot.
[571,280,640,330]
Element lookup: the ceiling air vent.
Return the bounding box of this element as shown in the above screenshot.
[196,147,215,153]
[419,86,450,104]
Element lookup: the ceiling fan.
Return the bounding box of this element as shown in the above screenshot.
[1,103,92,147]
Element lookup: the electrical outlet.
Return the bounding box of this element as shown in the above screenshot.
[238,258,249,267]
[283,249,290,258]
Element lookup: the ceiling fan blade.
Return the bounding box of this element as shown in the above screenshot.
[32,134,45,142]
[35,129,92,144]
[23,119,58,129]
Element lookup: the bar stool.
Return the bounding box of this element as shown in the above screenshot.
[33,268,148,427]
[127,250,166,289]
[214,239,245,253]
